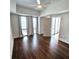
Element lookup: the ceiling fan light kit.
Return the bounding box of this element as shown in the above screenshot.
[36,0,42,8]
[37,4,42,8]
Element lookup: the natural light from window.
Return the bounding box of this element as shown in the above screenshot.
[20,16,28,36]
[33,17,37,34]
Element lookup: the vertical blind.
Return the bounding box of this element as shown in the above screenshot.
[20,16,28,36]
[51,17,61,35]
[18,15,61,37]
[18,16,38,37]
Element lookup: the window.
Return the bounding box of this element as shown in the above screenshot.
[20,16,28,36]
[51,17,61,35]
[33,17,37,34]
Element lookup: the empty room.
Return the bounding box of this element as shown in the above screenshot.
[10,0,69,59]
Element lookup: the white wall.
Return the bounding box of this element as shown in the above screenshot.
[40,17,51,36]
[10,0,16,13]
[10,14,19,38]
[10,28,14,59]
[40,0,69,16]
[16,5,40,16]
[59,12,69,43]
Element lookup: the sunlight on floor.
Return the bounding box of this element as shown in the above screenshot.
[32,34,38,49]
[22,36,29,50]
[50,33,59,49]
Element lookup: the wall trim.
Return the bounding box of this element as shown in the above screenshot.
[40,9,69,17]
[59,38,69,44]
[13,35,23,39]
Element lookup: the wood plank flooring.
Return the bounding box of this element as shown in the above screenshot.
[12,34,69,59]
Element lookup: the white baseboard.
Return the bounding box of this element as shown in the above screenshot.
[43,34,51,37]
[59,38,69,44]
[10,35,14,59]
[13,34,33,39]
[13,35,23,39]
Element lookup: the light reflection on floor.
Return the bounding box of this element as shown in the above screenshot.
[22,29,28,36]
[32,34,38,49]
[22,36,29,50]
[50,33,59,49]
[22,33,59,51]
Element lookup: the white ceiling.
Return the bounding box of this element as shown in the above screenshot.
[16,0,52,11]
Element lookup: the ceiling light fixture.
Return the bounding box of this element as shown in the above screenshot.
[36,0,42,8]
[37,4,42,8]
[47,16,51,18]
[37,0,40,4]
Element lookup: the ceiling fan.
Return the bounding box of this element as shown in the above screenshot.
[31,0,51,8]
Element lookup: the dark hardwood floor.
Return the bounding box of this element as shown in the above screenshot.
[12,34,69,59]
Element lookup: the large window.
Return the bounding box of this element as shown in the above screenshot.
[33,17,37,34]
[20,16,38,36]
[51,17,61,35]
[20,16,28,36]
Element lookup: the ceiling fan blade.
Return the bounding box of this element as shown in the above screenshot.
[30,5,37,6]
[29,0,51,8]
[30,4,47,8]
[40,1,51,5]
[36,0,41,4]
